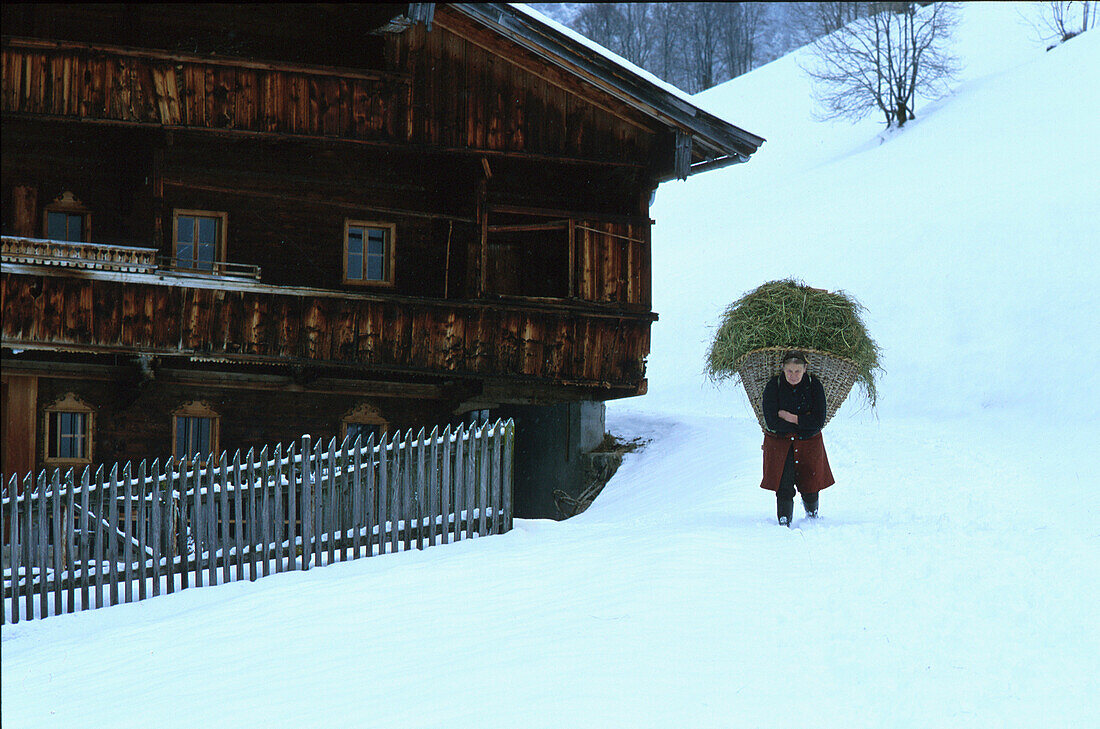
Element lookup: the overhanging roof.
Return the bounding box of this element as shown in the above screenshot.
[446,3,766,178]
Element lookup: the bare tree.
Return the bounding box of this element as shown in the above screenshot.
[619,3,656,68]
[574,4,622,54]
[1027,1,1096,44]
[682,2,725,92]
[791,2,873,44]
[720,2,765,79]
[801,2,960,128]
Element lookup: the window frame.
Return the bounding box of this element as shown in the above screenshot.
[43,393,94,467]
[340,403,388,447]
[172,209,228,273]
[171,401,221,465]
[343,219,396,287]
[43,192,91,243]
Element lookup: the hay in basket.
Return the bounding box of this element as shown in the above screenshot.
[705,279,882,431]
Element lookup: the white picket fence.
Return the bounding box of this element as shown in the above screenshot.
[2,419,514,624]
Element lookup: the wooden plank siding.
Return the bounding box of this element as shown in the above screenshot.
[1,272,651,389]
[2,19,657,165]
[2,40,409,142]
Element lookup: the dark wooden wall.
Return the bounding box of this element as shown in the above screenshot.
[30,374,451,474]
[1,273,652,388]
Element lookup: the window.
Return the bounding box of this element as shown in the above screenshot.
[172,402,220,463]
[344,220,395,285]
[341,403,387,446]
[44,394,94,465]
[344,422,384,444]
[173,210,227,272]
[43,192,90,242]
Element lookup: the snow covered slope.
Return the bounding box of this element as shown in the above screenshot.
[640,2,1100,420]
[3,5,1098,728]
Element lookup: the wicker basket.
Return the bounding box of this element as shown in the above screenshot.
[734,347,861,432]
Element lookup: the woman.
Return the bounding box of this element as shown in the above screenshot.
[761,350,835,526]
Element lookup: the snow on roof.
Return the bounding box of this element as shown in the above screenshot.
[509,3,701,110]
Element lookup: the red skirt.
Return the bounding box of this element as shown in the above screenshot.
[760,431,835,494]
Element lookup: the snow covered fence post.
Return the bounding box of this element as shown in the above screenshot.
[299,436,312,571]
[7,475,21,623]
[136,460,148,604]
[51,468,63,616]
[285,443,296,572]
[503,419,514,534]
[122,463,132,606]
[273,444,284,575]
[38,469,49,617]
[150,459,162,599]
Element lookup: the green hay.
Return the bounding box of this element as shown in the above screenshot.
[705,278,882,407]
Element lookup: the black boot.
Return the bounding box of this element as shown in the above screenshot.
[802,492,819,519]
[777,497,794,527]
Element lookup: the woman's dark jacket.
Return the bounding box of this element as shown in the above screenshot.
[760,374,835,493]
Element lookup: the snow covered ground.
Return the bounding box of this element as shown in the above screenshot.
[3,4,1098,727]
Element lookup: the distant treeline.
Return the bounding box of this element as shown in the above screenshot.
[532,2,878,93]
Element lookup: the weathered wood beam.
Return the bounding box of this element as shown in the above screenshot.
[0,111,646,171]
[161,179,476,225]
[3,36,410,83]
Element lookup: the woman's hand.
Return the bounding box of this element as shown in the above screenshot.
[778,410,799,424]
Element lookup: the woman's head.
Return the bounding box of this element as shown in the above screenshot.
[781,350,808,385]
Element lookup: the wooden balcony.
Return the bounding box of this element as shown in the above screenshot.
[1,253,652,394]
[1,236,261,279]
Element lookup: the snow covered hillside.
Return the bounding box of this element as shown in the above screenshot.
[3,4,1098,728]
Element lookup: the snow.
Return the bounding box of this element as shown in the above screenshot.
[3,4,1099,728]
[510,3,703,108]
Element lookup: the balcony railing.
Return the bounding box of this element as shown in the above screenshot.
[1,237,157,273]
[1,237,261,280]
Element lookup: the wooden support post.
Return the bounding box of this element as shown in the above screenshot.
[106,466,119,607]
[206,457,217,588]
[454,425,465,542]
[377,432,389,554]
[441,426,452,545]
[51,469,63,616]
[261,446,272,578]
[219,453,231,584]
[166,463,179,594]
[123,463,133,604]
[326,438,336,566]
[503,419,514,533]
[38,471,49,617]
[300,437,312,570]
[351,435,363,559]
[9,476,22,623]
[151,460,162,598]
[137,461,148,603]
[478,424,489,538]
[232,451,244,581]
[273,444,284,574]
[246,449,258,579]
[285,445,296,572]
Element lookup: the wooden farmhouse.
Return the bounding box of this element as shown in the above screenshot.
[0,3,763,517]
